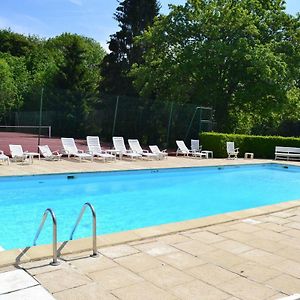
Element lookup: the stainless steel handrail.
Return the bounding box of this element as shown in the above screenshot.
[33,208,60,266]
[70,202,98,257]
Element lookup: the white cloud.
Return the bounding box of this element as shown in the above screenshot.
[68,0,83,6]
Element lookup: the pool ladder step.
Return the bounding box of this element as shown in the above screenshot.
[33,202,98,266]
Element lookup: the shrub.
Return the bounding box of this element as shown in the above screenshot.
[200,132,300,159]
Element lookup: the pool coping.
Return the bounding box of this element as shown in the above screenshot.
[1,199,300,268]
[0,160,295,179]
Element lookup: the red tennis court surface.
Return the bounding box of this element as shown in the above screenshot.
[0,132,175,157]
[0,132,87,156]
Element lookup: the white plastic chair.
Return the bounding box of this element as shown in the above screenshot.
[39,145,62,161]
[0,150,10,165]
[191,139,202,152]
[176,140,207,158]
[128,139,159,160]
[9,144,30,163]
[226,142,239,159]
[61,138,93,162]
[86,136,116,162]
[112,137,142,160]
[149,145,168,160]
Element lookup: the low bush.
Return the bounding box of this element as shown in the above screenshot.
[200,132,300,159]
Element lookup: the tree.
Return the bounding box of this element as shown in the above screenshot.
[0,29,35,57]
[131,0,300,133]
[100,0,160,96]
[0,58,19,120]
[45,33,106,136]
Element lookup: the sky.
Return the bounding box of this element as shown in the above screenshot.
[0,0,299,51]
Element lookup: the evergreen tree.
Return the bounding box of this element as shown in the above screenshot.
[100,0,160,96]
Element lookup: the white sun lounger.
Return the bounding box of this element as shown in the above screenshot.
[61,138,93,162]
[86,136,116,162]
[112,137,142,160]
[149,145,168,160]
[0,150,10,165]
[128,139,159,160]
[227,142,239,159]
[9,144,31,163]
[176,140,207,158]
[39,145,62,161]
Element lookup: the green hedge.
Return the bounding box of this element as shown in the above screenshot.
[200,132,300,159]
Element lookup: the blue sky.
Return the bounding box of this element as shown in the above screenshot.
[0,0,299,51]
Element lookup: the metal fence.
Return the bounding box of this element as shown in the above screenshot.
[1,90,215,148]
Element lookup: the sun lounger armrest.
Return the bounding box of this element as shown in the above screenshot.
[162,149,167,152]
[62,149,69,155]
[78,149,84,153]
[53,150,61,155]
[0,150,4,155]
[142,150,149,153]
[235,148,239,151]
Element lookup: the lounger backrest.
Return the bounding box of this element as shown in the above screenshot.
[38,145,52,157]
[275,146,300,154]
[149,145,160,154]
[61,138,78,154]
[87,136,101,153]
[128,139,142,153]
[113,137,127,152]
[9,144,24,157]
[176,140,189,153]
[191,140,200,151]
[226,142,235,153]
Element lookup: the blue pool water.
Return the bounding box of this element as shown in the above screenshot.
[0,163,300,250]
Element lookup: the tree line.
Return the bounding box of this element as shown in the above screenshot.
[0,0,299,138]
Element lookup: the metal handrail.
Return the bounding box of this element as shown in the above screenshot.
[70,202,98,257]
[33,208,60,266]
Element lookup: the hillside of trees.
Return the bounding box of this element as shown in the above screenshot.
[0,0,299,140]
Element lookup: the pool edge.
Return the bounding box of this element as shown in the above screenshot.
[1,199,299,268]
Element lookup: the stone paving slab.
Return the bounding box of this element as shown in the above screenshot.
[0,285,56,300]
[0,269,38,294]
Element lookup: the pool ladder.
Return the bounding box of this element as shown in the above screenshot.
[33,202,98,266]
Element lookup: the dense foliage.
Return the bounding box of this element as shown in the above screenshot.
[0,30,106,135]
[132,0,300,135]
[100,0,160,96]
[200,132,300,158]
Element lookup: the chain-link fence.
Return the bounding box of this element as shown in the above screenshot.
[1,88,215,149]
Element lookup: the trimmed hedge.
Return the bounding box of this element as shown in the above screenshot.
[200,132,300,159]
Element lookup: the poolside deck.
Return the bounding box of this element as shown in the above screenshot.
[0,155,295,177]
[0,157,300,299]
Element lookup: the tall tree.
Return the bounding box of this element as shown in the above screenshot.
[100,0,160,96]
[0,29,35,57]
[46,33,106,136]
[131,0,300,133]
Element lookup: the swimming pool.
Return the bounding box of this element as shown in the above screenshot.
[0,163,300,250]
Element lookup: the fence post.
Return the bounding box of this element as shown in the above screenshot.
[184,106,200,141]
[166,102,174,148]
[112,96,119,137]
[199,107,202,133]
[37,88,44,147]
